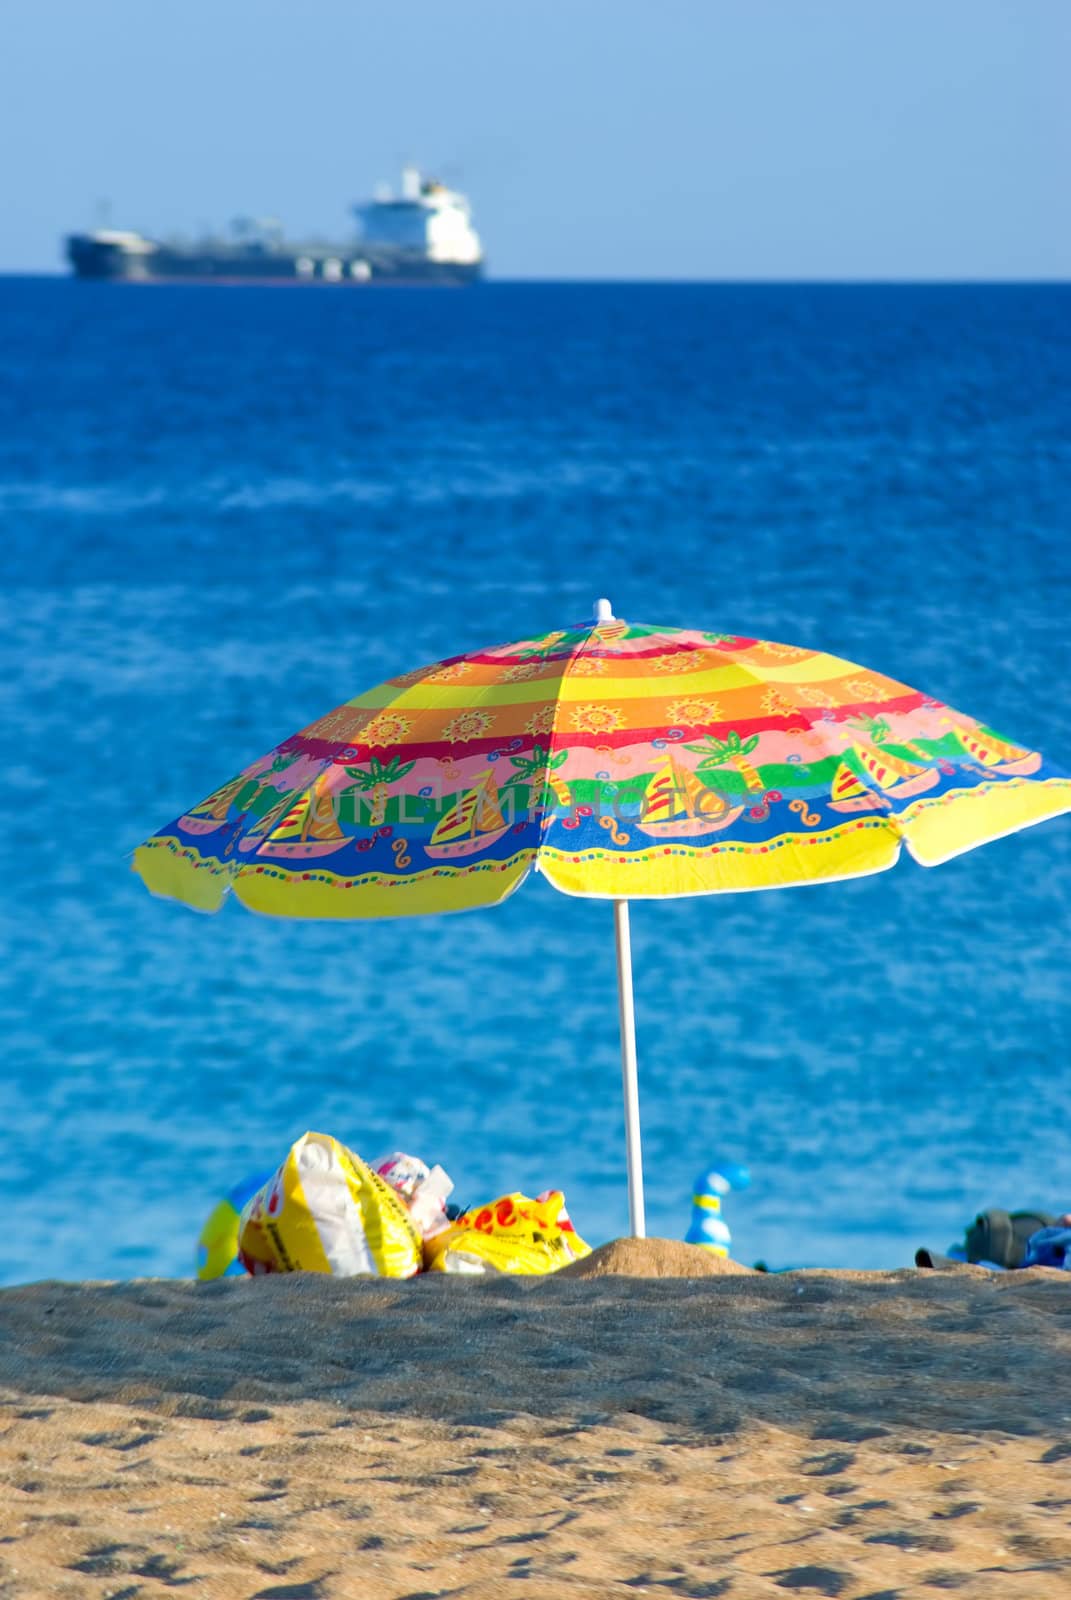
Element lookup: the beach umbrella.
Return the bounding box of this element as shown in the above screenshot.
[134,601,1071,1236]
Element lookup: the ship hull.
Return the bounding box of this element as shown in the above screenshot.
[66,235,481,286]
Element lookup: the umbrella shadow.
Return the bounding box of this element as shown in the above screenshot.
[1,1268,1069,1448]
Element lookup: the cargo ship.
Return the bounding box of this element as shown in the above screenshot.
[65,167,483,285]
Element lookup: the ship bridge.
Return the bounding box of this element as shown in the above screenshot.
[355,165,482,266]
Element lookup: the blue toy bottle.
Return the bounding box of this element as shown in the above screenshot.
[685,1161,751,1257]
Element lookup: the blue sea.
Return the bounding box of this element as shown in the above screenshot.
[1,277,1068,1286]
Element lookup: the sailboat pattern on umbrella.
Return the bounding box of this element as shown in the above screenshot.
[245,782,348,859]
[427,768,511,859]
[134,618,1071,917]
[637,751,744,837]
[829,743,939,813]
[179,776,249,836]
[950,726,1042,776]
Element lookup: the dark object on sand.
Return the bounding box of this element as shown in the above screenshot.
[965,1208,1055,1268]
[914,1248,969,1270]
[917,1207,1056,1271]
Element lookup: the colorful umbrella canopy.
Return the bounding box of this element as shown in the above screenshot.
[135,603,1071,1235]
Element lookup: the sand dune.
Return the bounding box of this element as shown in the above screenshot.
[2,1241,1070,1598]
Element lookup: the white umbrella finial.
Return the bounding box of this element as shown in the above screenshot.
[594,597,614,622]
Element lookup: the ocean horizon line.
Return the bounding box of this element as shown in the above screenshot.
[2,268,1069,287]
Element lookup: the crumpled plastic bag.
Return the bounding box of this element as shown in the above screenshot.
[238,1131,423,1278]
[1023,1225,1071,1270]
[424,1189,591,1275]
[371,1150,454,1241]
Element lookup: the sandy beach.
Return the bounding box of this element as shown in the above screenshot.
[2,1241,1071,1597]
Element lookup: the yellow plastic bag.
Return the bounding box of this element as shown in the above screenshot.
[237,1131,423,1278]
[424,1190,591,1276]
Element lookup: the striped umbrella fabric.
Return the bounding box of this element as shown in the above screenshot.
[135,609,1071,919]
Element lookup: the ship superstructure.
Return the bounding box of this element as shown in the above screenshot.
[66,166,483,285]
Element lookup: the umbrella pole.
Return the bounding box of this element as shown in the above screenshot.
[613,897,647,1238]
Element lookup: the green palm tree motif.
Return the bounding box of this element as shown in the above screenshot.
[502,744,570,812]
[254,750,298,793]
[345,755,417,826]
[850,713,933,765]
[852,714,891,744]
[685,731,765,793]
[512,630,570,661]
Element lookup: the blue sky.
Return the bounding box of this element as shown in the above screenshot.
[2,0,1067,278]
